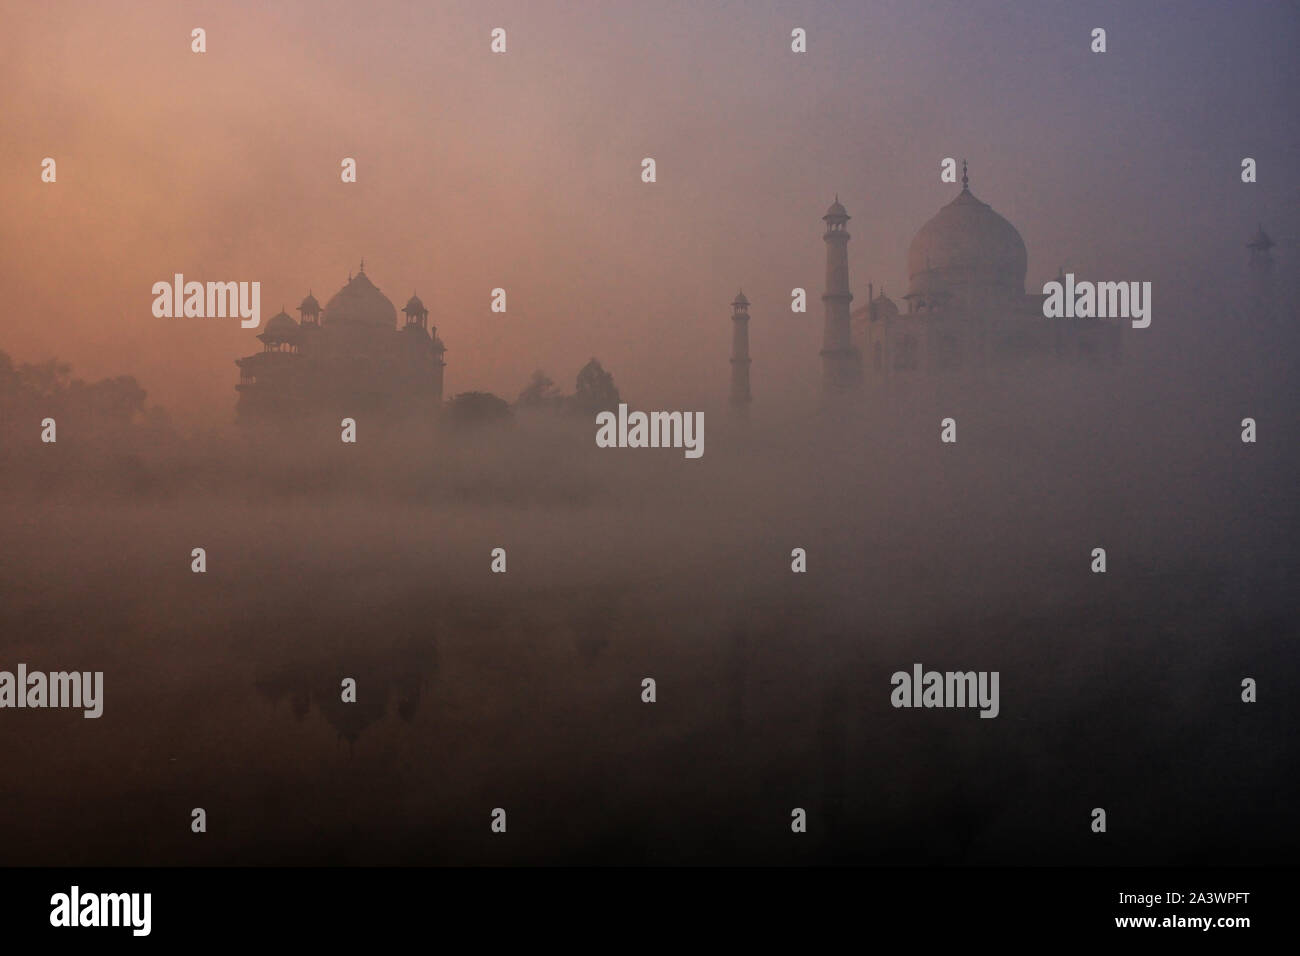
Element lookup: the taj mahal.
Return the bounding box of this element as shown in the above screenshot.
[730,162,1127,412]
[234,164,1227,425]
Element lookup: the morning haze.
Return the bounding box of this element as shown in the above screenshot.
[2,0,1296,423]
[0,0,1296,866]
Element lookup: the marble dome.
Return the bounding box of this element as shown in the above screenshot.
[907,180,1027,302]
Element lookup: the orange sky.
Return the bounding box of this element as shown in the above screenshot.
[3,0,1297,425]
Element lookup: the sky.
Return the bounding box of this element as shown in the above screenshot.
[2,0,1297,425]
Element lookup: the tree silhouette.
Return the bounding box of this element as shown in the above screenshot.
[444,391,512,427]
[0,350,149,429]
[516,369,562,409]
[570,358,620,415]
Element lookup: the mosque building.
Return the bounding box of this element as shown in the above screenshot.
[820,162,1123,390]
[235,262,446,425]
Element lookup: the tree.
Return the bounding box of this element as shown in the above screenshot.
[0,350,156,437]
[443,391,512,427]
[516,369,562,409]
[16,357,72,399]
[570,358,620,415]
[70,375,148,423]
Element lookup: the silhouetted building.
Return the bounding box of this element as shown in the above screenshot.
[235,262,446,426]
[848,162,1122,377]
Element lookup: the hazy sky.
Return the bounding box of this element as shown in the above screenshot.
[3,0,1297,424]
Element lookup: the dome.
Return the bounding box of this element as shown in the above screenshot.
[403,293,426,315]
[259,308,300,343]
[732,290,749,309]
[824,197,848,220]
[298,291,320,315]
[907,183,1027,302]
[852,290,899,326]
[870,291,899,318]
[323,267,398,329]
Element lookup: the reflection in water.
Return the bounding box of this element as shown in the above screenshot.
[255,639,435,747]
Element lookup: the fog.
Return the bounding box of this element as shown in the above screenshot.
[1,258,1296,865]
[1,0,1297,866]
[4,1,1298,424]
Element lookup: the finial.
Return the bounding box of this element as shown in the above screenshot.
[359,258,365,273]
[961,159,969,191]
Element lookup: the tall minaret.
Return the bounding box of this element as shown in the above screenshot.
[729,290,752,414]
[1247,223,1274,266]
[1247,223,1275,318]
[821,196,861,394]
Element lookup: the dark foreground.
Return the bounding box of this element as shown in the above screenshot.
[1,368,1296,867]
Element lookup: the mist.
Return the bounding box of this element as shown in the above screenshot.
[1,0,1297,866]
[2,255,1297,863]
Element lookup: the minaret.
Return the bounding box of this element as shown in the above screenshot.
[1247,224,1275,316]
[729,290,752,414]
[1247,224,1274,271]
[821,196,861,394]
[431,326,447,402]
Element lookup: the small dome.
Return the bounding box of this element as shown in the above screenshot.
[259,309,300,344]
[852,290,899,326]
[323,267,398,329]
[403,293,427,315]
[732,290,749,309]
[824,197,849,220]
[298,292,320,314]
[871,291,899,318]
